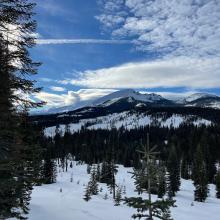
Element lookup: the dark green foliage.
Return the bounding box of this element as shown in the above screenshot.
[193,145,209,202]
[36,124,220,186]
[100,160,118,198]
[181,154,191,180]
[83,165,99,202]
[0,1,44,218]
[43,158,57,184]
[157,165,166,198]
[114,186,122,206]
[89,165,99,196]
[83,184,92,202]
[131,167,147,194]
[96,163,101,182]
[125,135,176,220]
[124,197,176,220]
[216,170,220,199]
[167,146,181,197]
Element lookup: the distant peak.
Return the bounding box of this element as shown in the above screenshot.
[177,92,219,104]
[93,89,166,106]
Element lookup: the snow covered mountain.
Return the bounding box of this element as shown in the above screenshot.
[177,93,220,109]
[33,89,175,115]
[93,89,168,106]
[33,90,220,116]
[178,93,218,103]
[31,90,220,136]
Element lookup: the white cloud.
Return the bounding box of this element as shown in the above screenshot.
[97,0,220,58]
[50,86,66,92]
[69,57,220,89]
[36,38,132,45]
[34,89,116,109]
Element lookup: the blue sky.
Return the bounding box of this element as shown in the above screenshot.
[32,0,220,109]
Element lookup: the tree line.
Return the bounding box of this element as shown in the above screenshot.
[41,123,220,205]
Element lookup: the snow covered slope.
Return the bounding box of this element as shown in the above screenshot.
[178,93,218,103]
[27,162,220,220]
[44,111,212,137]
[177,93,220,109]
[93,89,167,106]
[33,90,173,115]
[32,90,220,115]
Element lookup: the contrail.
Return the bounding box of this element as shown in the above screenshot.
[36,38,132,45]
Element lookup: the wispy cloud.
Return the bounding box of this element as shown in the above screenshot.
[36,38,132,45]
[67,57,220,89]
[50,86,66,92]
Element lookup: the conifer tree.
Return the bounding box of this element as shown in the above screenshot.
[107,161,118,199]
[0,32,19,219]
[125,134,176,220]
[89,165,99,195]
[96,163,101,182]
[181,154,190,180]
[83,184,91,202]
[216,170,220,199]
[193,145,209,202]
[43,157,57,184]
[167,145,181,197]
[114,186,122,206]
[157,165,166,198]
[0,1,43,218]
[100,161,108,182]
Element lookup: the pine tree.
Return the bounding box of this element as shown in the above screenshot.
[0,1,43,218]
[125,197,175,220]
[216,170,220,199]
[13,112,44,215]
[83,184,91,202]
[83,165,99,201]
[43,157,57,184]
[0,33,20,219]
[125,133,176,220]
[107,161,118,199]
[193,144,209,202]
[100,160,118,199]
[167,145,181,197]
[89,165,99,195]
[181,154,190,180]
[100,161,108,183]
[157,165,166,198]
[96,163,101,182]
[114,186,122,206]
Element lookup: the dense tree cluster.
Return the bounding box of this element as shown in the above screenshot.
[0,1,52,219]
[41,123,220,205]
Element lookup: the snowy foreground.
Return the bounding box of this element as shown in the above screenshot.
[28,162,220,220]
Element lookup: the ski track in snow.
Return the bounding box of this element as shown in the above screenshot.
[25,162,220,220]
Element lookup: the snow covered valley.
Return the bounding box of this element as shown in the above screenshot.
[27,162,220,220]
